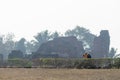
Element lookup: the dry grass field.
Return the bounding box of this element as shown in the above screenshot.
[0,68,120,80]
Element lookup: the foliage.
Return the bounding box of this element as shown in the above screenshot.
[15,38,26,54]
[108,47,117,58]
[25,40,37,54]
[7,58,32,68]
[51,31,60,39]
[0,54,3,61]
[0,33,15,60]
[8,50,24,59]
[75,59,96,69]
[0,58,118,69]
[34,30,51,44]
[113,58,120,68]
[65,26,96,48]
[31,30,52,51]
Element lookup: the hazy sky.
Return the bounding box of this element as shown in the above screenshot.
[0,0,120,53]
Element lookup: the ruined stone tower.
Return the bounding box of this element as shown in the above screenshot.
[92,30,110,58]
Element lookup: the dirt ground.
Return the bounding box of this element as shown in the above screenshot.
[0,68,120,80]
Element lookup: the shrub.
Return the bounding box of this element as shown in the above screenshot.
[75,59,96,69]
[113,58,120,68]
[1,58,120,69]
[7,58,32,68]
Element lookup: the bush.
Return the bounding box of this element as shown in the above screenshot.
[1,58,120,69]
[24,61,32,68]
[7,58,32,68]
[75,59,96,69]
[113,58,120,68]
[8,50,24,59]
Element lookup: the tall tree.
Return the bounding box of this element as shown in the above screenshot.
[65,26,96,49]
[25,40,37,54]
[51,31,60,39]
[34,30,51,43]
[34,30,51,50]
[0,36,5,59]
[26,31,61,53]
[0,33,15,60]
[109,47,117,58]
[15,38,26,54]
[4,33,15,52]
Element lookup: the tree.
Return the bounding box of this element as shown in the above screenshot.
[0,33,15,60]
[51,31,60,39]
[65,26,90,39]
[65,26,96,49]
[0,54,3,61]
[4,33,15,53]
[109,47,117,58]
[34,30,51,43]
[15,38,26,54]
[8,50,24,59]
[33,30,52,50]
[26,31,61,54]
[25,40,37,54]
[0,35,5,55]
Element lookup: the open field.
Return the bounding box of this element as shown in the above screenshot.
[0,68,120,80]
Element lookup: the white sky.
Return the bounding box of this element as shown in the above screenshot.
[0,0,120,53]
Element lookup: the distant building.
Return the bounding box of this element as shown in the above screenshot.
[92,30,110,58]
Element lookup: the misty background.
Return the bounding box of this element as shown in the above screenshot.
[0,26,116,60]
[0,0,120,56]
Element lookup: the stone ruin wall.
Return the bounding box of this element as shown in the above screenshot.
[91,30,110,58]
